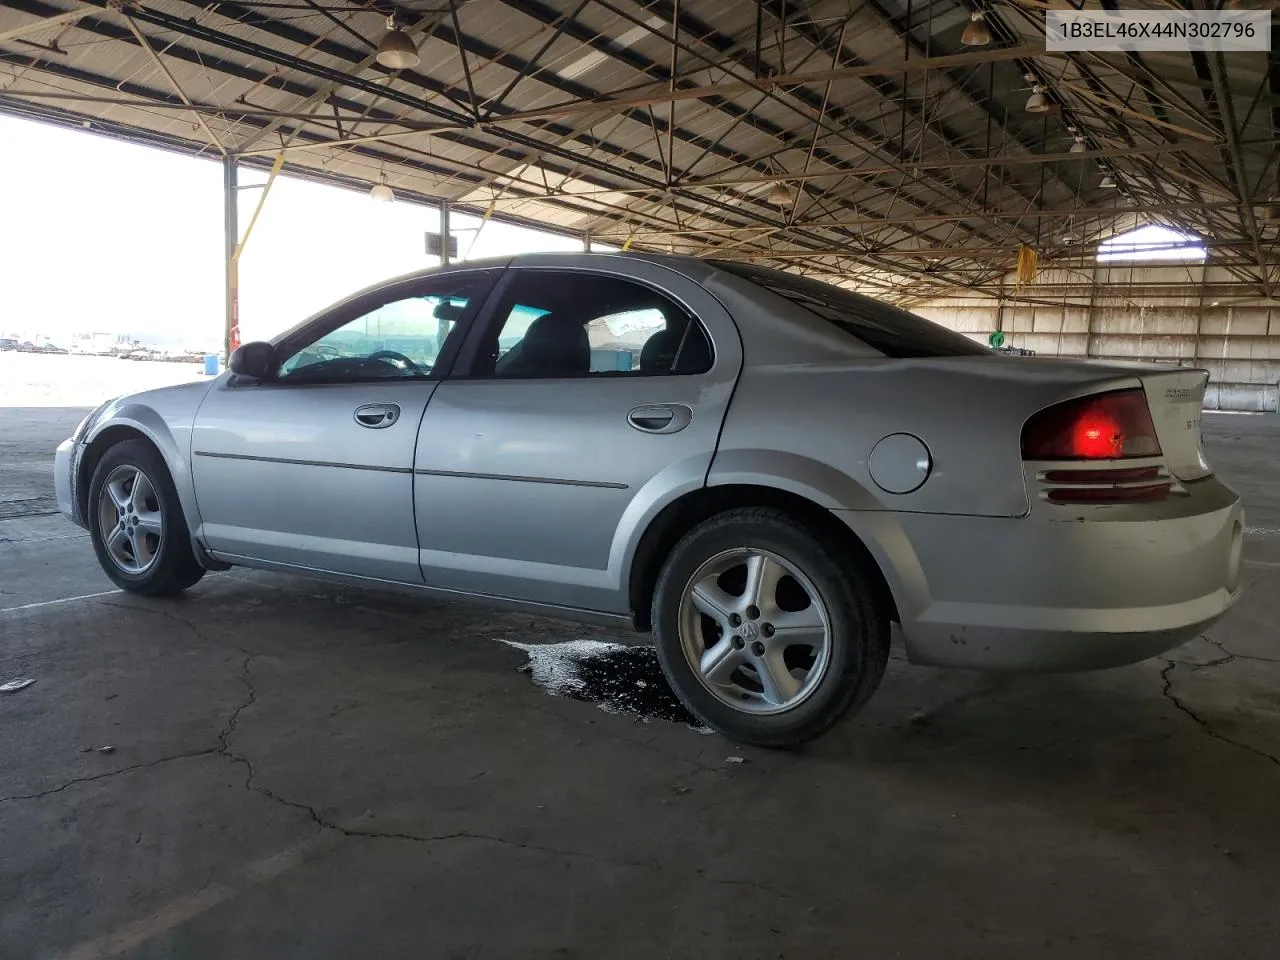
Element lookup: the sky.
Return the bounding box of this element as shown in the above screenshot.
[1096,223,1206,263]
[0,114,592,349]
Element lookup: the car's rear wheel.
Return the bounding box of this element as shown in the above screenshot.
[651,507,889,747]
[88,439,205,596]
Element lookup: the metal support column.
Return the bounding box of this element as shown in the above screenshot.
[1192,259,1207,371]
[1084,259,1100,358]
[439,200,451,265]
[436,199,452,350]
[584,231,592,252]
[994,279,1006,346]
[223,156,239,360]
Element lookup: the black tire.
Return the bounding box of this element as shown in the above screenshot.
[87,438,206,596]
[651,506,889,748]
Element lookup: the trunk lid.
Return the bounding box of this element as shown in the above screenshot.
[952,356,1213,481]
[1136,368,1212,481]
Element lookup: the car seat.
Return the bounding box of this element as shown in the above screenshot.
[495,313,590,378]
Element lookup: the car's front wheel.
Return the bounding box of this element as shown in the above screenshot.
[87,439,205,596]
[651,507,889,747]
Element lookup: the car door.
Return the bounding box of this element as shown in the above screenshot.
[413,258,743,613]
[191,268,500,582]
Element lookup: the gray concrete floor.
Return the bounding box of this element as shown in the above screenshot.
[2,404,1279,960]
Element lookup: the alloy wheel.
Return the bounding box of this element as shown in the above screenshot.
[96,465,163,574]
[677,548,832,715]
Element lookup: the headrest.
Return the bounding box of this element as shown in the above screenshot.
[640,329,680,372]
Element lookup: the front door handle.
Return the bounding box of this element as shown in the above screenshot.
[353,402,401,429]
[627,403,693,434]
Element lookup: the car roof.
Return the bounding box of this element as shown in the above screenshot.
[372,250,724,286]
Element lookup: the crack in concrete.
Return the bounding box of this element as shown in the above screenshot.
[16,598,774,880]
[1204,637,1280,665]
[1,601,257,805]
[224,730,652,869]
[323,822,653,869]
[186,618,661,871]
[95,599,236,653]
[1159,660,1280,769]
[217,651,259,755]
[0,748,218,804]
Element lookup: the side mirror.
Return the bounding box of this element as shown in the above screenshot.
[229,341,276,380]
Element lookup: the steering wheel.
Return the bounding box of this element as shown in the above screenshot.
[367,349,420,373]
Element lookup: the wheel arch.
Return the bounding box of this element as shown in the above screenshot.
[78,425,156,519]
[79,409,200,538]
[627,483,900,631]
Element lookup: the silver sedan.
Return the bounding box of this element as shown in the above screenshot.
[54,253,1244,745]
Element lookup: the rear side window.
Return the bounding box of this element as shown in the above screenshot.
[469,270,713,378]
[713,261,989,358]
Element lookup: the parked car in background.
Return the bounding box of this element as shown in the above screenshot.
[3,339,70,353]
[121,347,158,361]
[53,253,1243,746]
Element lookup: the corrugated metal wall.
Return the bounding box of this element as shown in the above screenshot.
[913,262,1280,412]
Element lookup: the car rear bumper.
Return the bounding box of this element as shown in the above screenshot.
[892,585,1239,671]
[838,477,1244,671]
[54,438,86,528]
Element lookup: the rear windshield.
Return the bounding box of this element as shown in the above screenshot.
[713,261,990,358]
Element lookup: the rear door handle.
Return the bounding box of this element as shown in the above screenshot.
[353,403,401,429]
[627,403,692,434]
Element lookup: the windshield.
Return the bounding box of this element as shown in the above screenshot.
[713,261,990,358]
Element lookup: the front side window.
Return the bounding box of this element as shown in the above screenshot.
[276,274,490,382]
[713,260,989,358]
[470,271,713,378]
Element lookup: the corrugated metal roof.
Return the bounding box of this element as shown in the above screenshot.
[1,0,1275,301]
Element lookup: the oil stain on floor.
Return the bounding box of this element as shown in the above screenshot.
[498,639,709,731]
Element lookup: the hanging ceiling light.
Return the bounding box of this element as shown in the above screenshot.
[1061,225,1082,244]
[961,11,992,46]
[767,180,795,207]
[1025,85,1049,113]
[1069,136,1086,154]
[369,173,395,202]
[376,16,420,70]
[1099,173,1116,188]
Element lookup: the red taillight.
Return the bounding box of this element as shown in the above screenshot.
[1072,407,1123,458]
[1025,391,1170,502]
[1022,389,1163,461]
